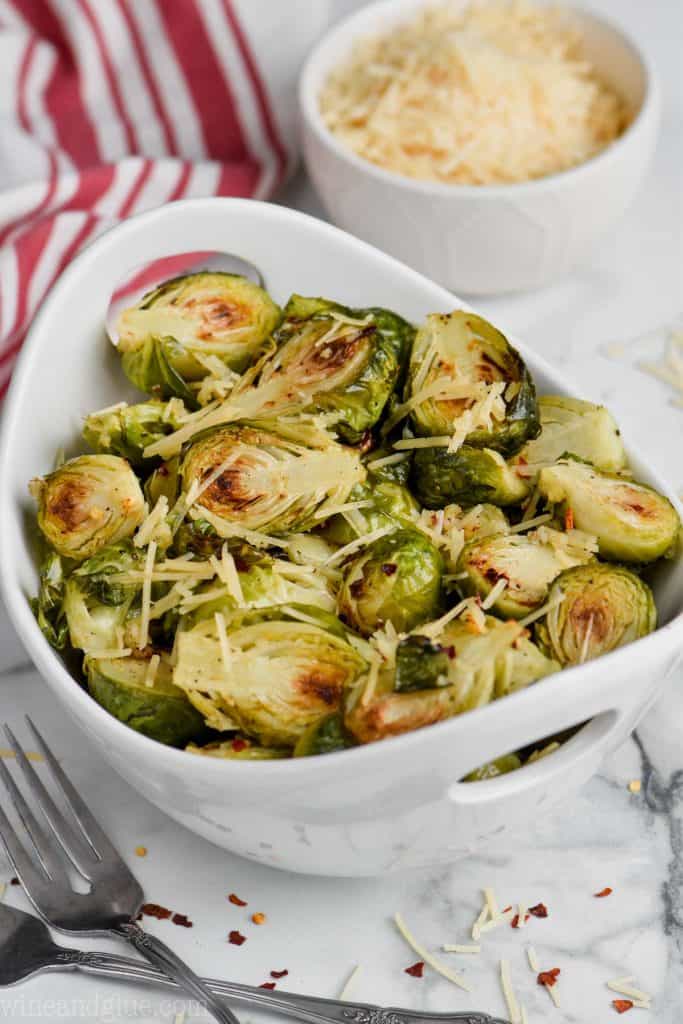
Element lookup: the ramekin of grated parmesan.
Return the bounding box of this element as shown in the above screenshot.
[300,0,659,294]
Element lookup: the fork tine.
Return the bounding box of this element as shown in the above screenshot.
[4,724,99,874]
[0,758,70,884]
[0,798,51,892]
[25,717,121,864]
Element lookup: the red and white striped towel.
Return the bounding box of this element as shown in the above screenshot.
[0,0,332,397]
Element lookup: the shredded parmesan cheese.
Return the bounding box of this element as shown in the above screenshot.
[134,495,169,548]
[339,964,362,1000]
[500,959,522,1024]
[393,435,452,450]
[324,525,395,567]
[518,591,566,629]
[527,946,540,972]
[516,903,528,930]
[137,540,157,649]
[481,578,507,611]
[366,452,410,471]
[607,978,652,1005]
[484,887,500,919]
[480,907,515,933]
[393,912,470,992]
[214,612,232,675]
[320,0,630,187]
[508,512,553,534]
[578,612,595,665]
[472,901,489,942]
[443,944,481,954]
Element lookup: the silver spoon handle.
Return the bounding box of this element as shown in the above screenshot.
[57,946,509,1024]
[112,921,240,1024]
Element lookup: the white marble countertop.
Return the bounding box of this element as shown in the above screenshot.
[1,1,682,1020]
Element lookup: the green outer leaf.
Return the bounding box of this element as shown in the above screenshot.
[411,445,529,509]
[31,547,69,650]
[120,336,198,406]
[83,400,188,467]
[394,635,453,692]
[320,476,419,546]
[293,713,353,757]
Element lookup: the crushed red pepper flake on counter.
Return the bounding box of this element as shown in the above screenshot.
[270,969,288,979]
[511,913,531,928]
[502,905,512,913]
[537,968,560,988]
[10,877,19,886]
[612,999,634,1014]
[259,981,277,990]
[404,961,425,978]
[529,903,549,918]
[228,892,248,907]
[252,912,266,925]
[141,903,172,920]
[172,913,193,928]
[595,887,613,898]
[228,930,247,946]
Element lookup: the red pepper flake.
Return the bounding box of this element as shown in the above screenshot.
[10,877,19,886]
[404,961,425,978]
[381,563,398,576]
[511,913,531,928]
[141,903,172,920]
[172,913,193,928]
[613,1000,634,1014]
[228,892,248,907]
[228,930,247,946]
[564,507,575,531]
[232,738,248,753]
[529,903,549,918]
[270,969,288,979]
[537,968,560,988]
[595,887,613,898]
[502,905,512,913]
[259,982,277,990]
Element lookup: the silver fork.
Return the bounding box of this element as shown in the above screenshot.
[0,902,511,1024]
[0,717,238,1024]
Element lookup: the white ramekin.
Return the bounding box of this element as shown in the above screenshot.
[1,199,681,876]
[299,0,661,294]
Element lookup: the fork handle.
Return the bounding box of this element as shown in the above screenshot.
[59,946,510,1024]
[113,921,241,1024]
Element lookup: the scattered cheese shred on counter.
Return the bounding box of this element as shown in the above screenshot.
[484,887,500,919]
[393,912,471,991]
[527,946,540,972]
[480,907,515,933]
[472,901,489,941]
[607,978,652,1005]
[339,964,362,1000]
[320,0,630,186]
[500,958,522,1024]
[443,943,481,954]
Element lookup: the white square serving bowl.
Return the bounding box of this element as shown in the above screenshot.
[1,198,681,877]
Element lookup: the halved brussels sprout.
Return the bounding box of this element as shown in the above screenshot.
[337,529,443,635]
[464,754,522,782]
[345,616,557,743]
[320,476,419,547]
[457,529,594,619]
[84,399,187,467]
[117,273,281,396]
[173,605,366,748]
[293,713,354,757]
[364,447,412,486]
[180,424,365,537]
[513,396,627,477]
[86,654,205,746]
[187,738,288,760]
[417,503,510,572]
[221,296,414,443]
[404,311,539,453]
[30,455,145,561]
[538,459,680,563]
[535,564,656,667]
[144,457,180,509]
[64,542,143,653]
[411,445,529,509]
[31,548,68,650]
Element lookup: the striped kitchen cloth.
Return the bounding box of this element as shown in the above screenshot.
[0,0,331,397]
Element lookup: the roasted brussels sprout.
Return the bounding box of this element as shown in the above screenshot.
[364,447,412,485]
[144,457,181,508]
[337,529,442,635]
[535,564,656,666]
[412,445,529,509]
[457,528,595,619]
[63,542,143,653]
[86,654,205,746]
[293,713,354,757]
[180,424,365,537]
[83,399,187,467]
[320,476,419,546]
[31,549,68,649]
[173,605,366,747]
[513,395,627,476]
[538,459,680,563]
[345,616,557,743]
[30,455,145,561]
[416,503,510,572]
[464,754,522,782]
[403,311,539,453]
[116,273,281,396]
[187,738,288,760]
[222,296,414,443]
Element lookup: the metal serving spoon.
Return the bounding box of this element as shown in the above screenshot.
[0,903,509,1024]
[106,251,265,346]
